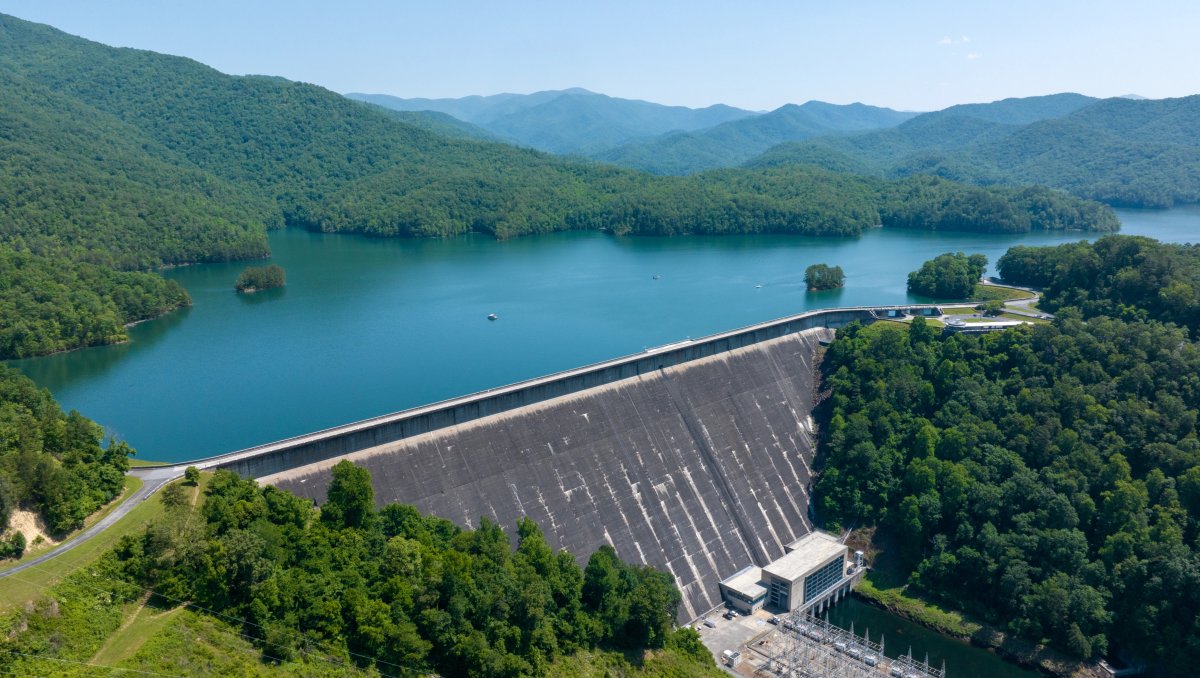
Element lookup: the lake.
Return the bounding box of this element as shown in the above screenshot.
[8,207,1199,462]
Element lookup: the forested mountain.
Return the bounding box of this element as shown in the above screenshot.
[816,316,1200,671]
[998,236,1200,331]
[369,107,506,142]
[817,235,1200,672]
[0,13,1116,359]
[749,94,1200,207]
[348,88,756,154]
[925,92,1098,126]
[593,101,918,174]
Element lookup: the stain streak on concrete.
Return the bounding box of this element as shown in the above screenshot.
[263,328,832,619]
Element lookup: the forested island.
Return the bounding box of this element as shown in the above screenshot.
[804,263,845,290]
[235,264,286,293]
[0,13,1118,359]
[816,235,1200,673]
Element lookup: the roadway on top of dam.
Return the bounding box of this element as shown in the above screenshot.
[136,301,972,477]
[2,298,1016,583]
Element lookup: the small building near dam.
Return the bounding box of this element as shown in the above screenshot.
[719,530,861,615]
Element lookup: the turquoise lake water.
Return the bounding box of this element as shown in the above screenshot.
[8,207,1199,462]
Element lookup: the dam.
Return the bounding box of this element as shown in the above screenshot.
[155,306,923,618]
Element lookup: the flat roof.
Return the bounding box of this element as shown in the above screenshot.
[720,566,766,598]
[764,531,846,582]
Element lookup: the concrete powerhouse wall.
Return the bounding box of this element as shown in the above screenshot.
[260,323,848,620]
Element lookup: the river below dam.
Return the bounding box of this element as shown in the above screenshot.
[8,206,1199,462]
[825,596,1038,677]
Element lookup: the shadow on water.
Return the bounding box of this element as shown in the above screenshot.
[7,306,193,392]
[804,287,846,302]
[824,597,1037,678]
[236,286,287,305]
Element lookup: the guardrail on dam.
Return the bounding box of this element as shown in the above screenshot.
[195,306,882,479]
[213,304,928,619]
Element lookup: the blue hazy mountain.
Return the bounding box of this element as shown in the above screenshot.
[346,88,756,154]
[591,101,919,174]
[748,93,1200,207]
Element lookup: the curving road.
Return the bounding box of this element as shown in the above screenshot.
[0,465,183,579]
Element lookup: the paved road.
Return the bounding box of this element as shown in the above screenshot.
[0,465,182,579]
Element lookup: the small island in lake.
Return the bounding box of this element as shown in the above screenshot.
[234,264,286,293]
[804,263,845,291]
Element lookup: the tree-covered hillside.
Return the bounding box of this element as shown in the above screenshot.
[0,366,131,539]
[0,13,1119,358]
[81,462,709,677]
[998,236,1200,332]
[348,88,755,154]
[816,236,1200,673]
[815,317,1200,671]
[749,95,1200,208]
[594,101,918,175]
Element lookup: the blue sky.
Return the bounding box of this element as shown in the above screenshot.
[1,0,1196,111]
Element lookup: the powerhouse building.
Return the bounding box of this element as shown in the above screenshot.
[718,531,855,614]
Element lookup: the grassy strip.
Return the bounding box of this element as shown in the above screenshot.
[941,307,982,316]
[90,596,180,666]
[1000,312,1048,323]
[128,458,169,467]
[854,576,981,639]
[969,283,1034,302]
[0,475,143,573]
[550,647,723,678]
[0,475,168,611]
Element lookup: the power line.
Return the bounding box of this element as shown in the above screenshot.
[0,647,185,677]
[6,489,419,676]
[1,568,348,672]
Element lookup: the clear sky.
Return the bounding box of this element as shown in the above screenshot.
[1,0,1196,111]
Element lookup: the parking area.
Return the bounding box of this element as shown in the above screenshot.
[696,608,777,668]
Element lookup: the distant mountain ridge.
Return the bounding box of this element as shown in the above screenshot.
[748,93,1200,207]
[0,11,1123,358]
[352,89,920,171]
[593,100,920,174]
[347,88,757,154]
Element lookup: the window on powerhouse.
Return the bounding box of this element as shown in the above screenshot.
[803,557,845,603]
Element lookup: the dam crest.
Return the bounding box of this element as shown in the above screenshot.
[169,306,910,618]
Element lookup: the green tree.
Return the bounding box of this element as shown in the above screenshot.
[321,460,375,529]
[804,263,846,290]
[907,251,988,298]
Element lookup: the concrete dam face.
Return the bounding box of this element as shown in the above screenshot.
[262,327,832,620]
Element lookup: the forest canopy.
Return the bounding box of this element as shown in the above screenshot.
[235,264,285,292]
[998,236,1200,331]
[907,252,988,299]
[805,263,845,290]
[99,461,702,677]
[814,317,1200,670]
[0,366,131,541]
